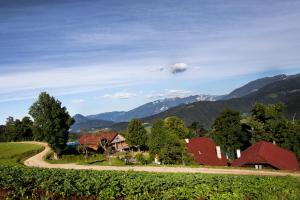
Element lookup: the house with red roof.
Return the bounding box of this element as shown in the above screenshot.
[185,137,228,166]
[79,130,128,151]
[231,141,299,171]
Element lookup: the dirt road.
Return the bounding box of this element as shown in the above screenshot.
[22,141,300,177]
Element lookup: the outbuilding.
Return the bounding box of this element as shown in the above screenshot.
[185,137,228,166]
[231,141,299,171]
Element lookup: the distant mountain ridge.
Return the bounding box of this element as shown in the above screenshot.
[86,94,219,122]
[142,73,300,128]
[71,94,219,132]
[71,73,300,132]
[222,74,288,100]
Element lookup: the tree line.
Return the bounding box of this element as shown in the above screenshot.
[1,91,299,162]
[126,102,300,163]
[0,92,74,158]
[211,103,300,160]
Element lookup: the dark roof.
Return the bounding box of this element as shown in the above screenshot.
[231,141,299,171]
[79,131,118,150]
[185,137,228,166]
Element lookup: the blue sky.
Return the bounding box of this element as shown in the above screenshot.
[1,0,300,124]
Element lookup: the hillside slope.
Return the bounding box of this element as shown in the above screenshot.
[142,76,300,128]
[222,74,288,100]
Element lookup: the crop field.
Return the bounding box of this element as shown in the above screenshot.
[0,142,43,165]
[0,165,299,200]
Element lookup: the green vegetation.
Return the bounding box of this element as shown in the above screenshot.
[210,103,300,160]
[0,143,43,165]
[147,118,193,165]
[46,151,125,166]
[0,165,299,199]
[126,119,147,149]
[0,116,34,142]
[211,109,251,159]
[29,92,74,157]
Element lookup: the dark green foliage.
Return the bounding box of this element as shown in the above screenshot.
[29,92,74,155]
[211,109,251,159]
[148,120,166,155]
[0,165,299,199]
[2,116,33,141]
[281,121,300,160]
[0,125,5,142]
[164,116,190,139]
[148,119,186,164]
[126,119,147,148]
[160,133,184,164]
[211,103,300,160]
[188,121,208,137]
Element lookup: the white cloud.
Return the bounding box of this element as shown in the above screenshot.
[104,92,137,99]
[170,63,188,74]
[147,89,193,99]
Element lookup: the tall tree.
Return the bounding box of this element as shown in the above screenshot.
[126,119,147,149]
[211,109,251,159]
[148,120,166,155]
[188,121,208,137]
[246,103,287,144]
[164,116,190,139]
[29,92,74,158]
[159,133,184,164]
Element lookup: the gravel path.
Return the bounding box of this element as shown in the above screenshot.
[22,141,300,177]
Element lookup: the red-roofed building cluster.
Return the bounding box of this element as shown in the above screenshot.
[79,130,128,151]
[185,137,299,171]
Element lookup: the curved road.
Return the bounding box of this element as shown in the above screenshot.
[22,141,300,177]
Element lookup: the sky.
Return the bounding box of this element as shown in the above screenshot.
[1,0,300,124]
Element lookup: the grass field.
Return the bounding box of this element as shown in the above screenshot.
[45,151,126,166]
[0,142,44,165]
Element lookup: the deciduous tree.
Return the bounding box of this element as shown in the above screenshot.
[126,119,147,149]
[29,92,74,158]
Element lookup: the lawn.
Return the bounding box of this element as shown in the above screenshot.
[0,142,44,165]
[45,151,126,166]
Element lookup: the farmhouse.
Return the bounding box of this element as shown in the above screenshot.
[185,137,228,166]
[231,141,299,171]
[79,130,128,151]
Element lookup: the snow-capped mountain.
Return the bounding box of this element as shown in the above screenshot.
[76,94,219,123]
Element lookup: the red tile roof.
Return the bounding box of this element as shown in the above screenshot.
[79,131,118,150]
[231,141,299,171]
[185,137,228,166]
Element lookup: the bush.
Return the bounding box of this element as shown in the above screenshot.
[0,165,299,199]
[135,153,150,165]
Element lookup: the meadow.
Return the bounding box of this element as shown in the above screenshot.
[0,142,43,165]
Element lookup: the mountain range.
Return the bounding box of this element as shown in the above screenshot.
[71,73,300,132]
[71,94,218,132]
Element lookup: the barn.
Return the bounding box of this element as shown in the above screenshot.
[185,137,228,166]
[79,130,128,151]
[231,141,299,171]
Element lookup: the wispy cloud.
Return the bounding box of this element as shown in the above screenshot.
[104,92,137,99]
[146,89,193,99]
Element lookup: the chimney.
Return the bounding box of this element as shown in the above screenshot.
[236,149,241,158]
[216,146,222,159]
[273,140,276,145]
[185,139,189,144]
